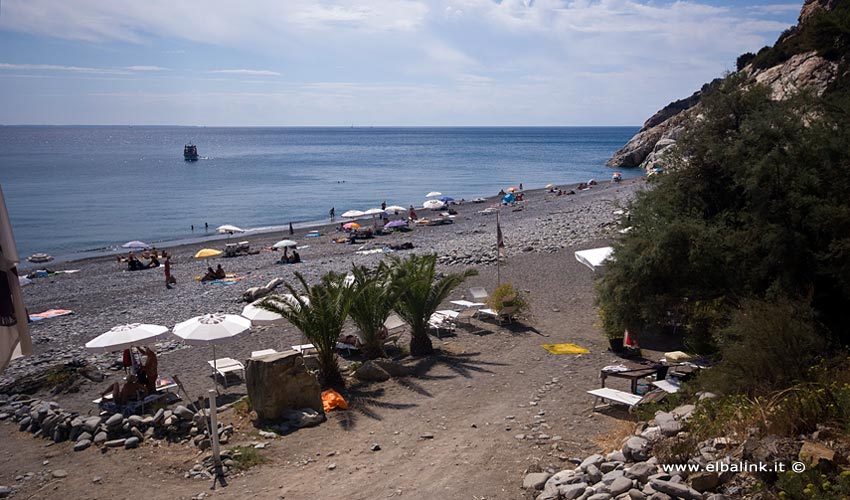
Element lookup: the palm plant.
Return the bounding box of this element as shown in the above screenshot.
[258,271,352,386]
[348,263,397,360]
[388,254,477,356]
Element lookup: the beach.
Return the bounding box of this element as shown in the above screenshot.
[1,178,646,499]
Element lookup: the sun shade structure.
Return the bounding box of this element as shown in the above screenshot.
[85,323,169,353]
[423,199,445,210]
[363,208,386,216]
[343,222,361,230]
[241,301,286,325]
[216,224,245,234]
[574,246,615,272]
[426,191,442,197]
[194,248,222,259]
[172,314,252,346]
[273,239,297,248]
[121,241,150,249]
[384,205,406,213]
[342,210,364,218]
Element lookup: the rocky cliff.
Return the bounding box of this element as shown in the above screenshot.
[607,0,844,171]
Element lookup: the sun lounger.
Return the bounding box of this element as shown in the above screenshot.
[207,357,246,388]
[469,287,489,302]
[478,305,517,325]
[651,379,681,393]
[429,310,458,338]
[251,349,278,358]
[291,344,317,355]
[587,387,667,412]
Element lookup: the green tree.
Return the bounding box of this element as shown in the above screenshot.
[259,272,352,386]
[348,263,397,360]
[387,254,477,356]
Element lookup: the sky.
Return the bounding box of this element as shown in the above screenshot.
[0,0,802,126]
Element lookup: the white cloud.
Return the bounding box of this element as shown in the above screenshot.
[209,69,282,76]
[125,65,170,71]
[0,63,130,75]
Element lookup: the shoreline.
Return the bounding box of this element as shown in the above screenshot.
[19,178,631,269]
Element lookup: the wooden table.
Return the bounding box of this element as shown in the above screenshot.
[600,367,658,394]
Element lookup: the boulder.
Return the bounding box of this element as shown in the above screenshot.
[105,413,124,429]
[581,454,605,471]
[173,405,195,421]
[609,477,633,497]
[559,482,589,500]
[524,472,551,490]
[246,351,323,421]
[371,359,409,377]
[689,471,719,492]
[625,462,656,483]
[73,439,91,452]
[354,361,391,382]
[799,441,835,465]
[623,437,650,462]
[650,480,702,500]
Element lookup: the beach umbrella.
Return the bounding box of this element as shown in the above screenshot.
[384,205,406,213]
[342,210,364,218]
[272,239,297,249]
[172,313,252,387]
[426,191,442,198]
[343,222,361,230]
[423,199,445,210]
[506,187,520,193]
[85,323,169,353]
[122,240,150,249]
[384,220,407,229]
[241,300,285,326]
[545,184,555,189]
[216,224,245,234]
[363,208,386,216]
[439,196,454,203]
[194,248,222,259]
[502,193,516,204]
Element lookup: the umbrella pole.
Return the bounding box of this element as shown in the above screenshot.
[212,344,220,394]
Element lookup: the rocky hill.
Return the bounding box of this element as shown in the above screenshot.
[607,0,846,171]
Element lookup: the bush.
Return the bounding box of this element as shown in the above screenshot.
[736,52,756,71]
[230,445,265,470]
[487,283,529,316]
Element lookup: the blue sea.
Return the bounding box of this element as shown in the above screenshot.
[0,126,640,263]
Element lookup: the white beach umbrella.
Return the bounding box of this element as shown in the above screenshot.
[216,224,245,234]
[426,191,442,197]
[363,208,386,216]
[122,240,150,249]
[423,199,445,210]
[172,313,252,387]
[272,239,297,249]
[384,205,406,213]
[341,210,364,218]
[241,301,286,326]
[85,323,169,353]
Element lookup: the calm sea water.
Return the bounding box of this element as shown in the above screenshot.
[0,126,639,262]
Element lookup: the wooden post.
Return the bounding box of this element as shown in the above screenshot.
[208,389,222,467]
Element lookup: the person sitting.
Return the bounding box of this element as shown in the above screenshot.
[498,189,506,195]
[148,256,160,268]
[214,264,226,279]
[101,374,147,404]
[201,266,217,281]
[138,346,158,395]
[289,250,301,264]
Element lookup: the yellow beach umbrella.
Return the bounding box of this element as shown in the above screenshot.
[194,248,222,259]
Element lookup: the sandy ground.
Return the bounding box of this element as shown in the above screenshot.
[0,179,658,500]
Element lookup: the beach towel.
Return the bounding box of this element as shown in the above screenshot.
[210,279,238,285]
[321,389,348,412]
[541,343,589,355]
[28,309,74,322]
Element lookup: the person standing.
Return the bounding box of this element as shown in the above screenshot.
[381,200,386,211]
[289,222,294,235]
[204,222,208,231]
[164,252,175,289]
[329,207,335,221]
[191,224,194,232]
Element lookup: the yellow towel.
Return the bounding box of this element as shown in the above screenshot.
[541,343,590,355]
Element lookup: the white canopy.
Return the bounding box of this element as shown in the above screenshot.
[363,208,386,216]
[172,313,251,346]
[216,224,245,234]
[241,301,286,326]
[272,239,297,249]
[85,323,169,353]
[423,199,445,210]
[575,246,615,272]
[342,210,364,218]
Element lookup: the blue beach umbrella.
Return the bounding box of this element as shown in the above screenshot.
[502,193,515,204]
[439,197,454,203]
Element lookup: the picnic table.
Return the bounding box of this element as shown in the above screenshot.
[600,366,658,395]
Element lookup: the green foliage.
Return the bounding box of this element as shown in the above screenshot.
[698,299,829,396]
[387,254,477,356]
[486,282,529,316]
[348,263,396,360]
[596,76,850,370]
[749,5,850,70]
[736,51,756,70]
[259,272,353,387]
[230,445,265,470]
[776,468,850,500]
[232,396,252,418]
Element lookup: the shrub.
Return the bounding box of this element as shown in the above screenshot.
[230,445,265,470]
[736,52,756,71]
[487,283,529,316]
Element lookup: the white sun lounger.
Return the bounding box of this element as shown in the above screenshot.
[587,387,666,412]
[478,305,517,325]
[207,357,246,388]
[291,344,316,355]
[251,349,278,358]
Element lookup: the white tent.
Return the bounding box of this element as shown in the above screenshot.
[574,246,614,272]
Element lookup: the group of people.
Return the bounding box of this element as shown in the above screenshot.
[201,264,227,281]
[121,250,160,271]
[101,346,158,405]
[277,248,301,264]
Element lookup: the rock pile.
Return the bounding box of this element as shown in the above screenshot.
[0,394,232,453]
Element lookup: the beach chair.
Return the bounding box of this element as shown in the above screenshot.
[383,314,406,347]
[587,387,667,412]
[429,310,458,338]
[207,357,246,388]
[251,349,278,358]
[291,344,317,355]
[469,287,489,303]
[478,305,517,325]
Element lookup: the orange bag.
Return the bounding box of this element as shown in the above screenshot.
[321,389,348,412]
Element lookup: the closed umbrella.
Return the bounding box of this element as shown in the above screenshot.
[172,313,252,386]
[194,248,222,259]
[342,210,364,218]
[122,241,150,249]
[273,239,297,249]
[216,224,245,234]
[85,323,169,353]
